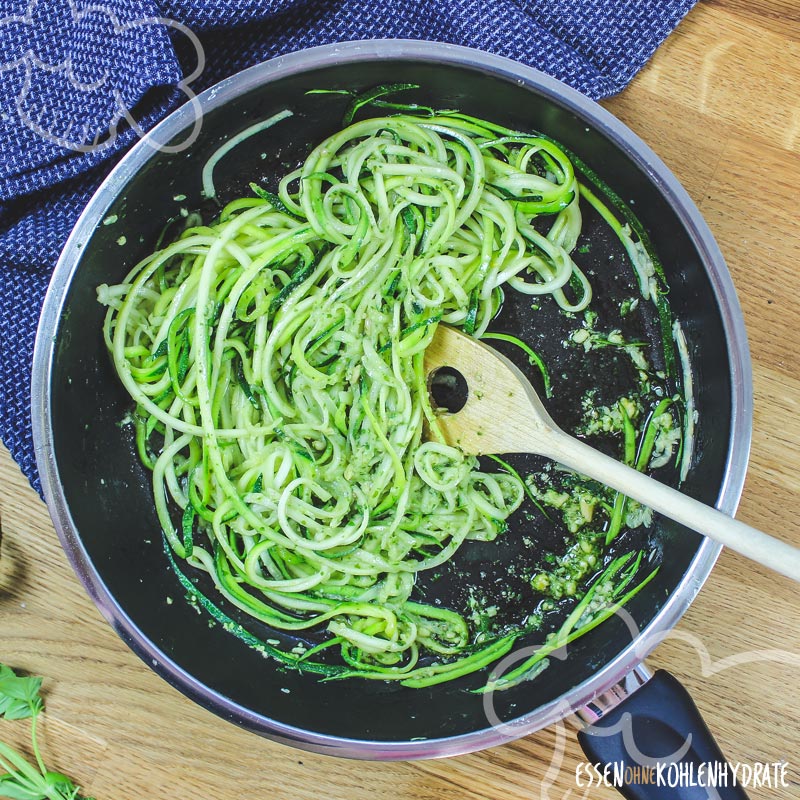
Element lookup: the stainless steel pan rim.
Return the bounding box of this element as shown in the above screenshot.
[31,39,752,760]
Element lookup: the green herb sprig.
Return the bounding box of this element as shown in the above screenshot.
[0,664,94,800]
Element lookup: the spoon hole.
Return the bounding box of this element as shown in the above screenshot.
[429,366,469,413]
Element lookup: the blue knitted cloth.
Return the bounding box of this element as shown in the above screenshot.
[0,0,697,493]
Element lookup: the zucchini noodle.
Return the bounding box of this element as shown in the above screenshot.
[100,104,660,686]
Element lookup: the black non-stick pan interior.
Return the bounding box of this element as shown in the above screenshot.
[46,56,733,744]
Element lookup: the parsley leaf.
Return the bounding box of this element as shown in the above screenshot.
[0,664,94,800]
[0,665,43,721]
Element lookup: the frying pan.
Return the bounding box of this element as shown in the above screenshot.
[31,41,753,798]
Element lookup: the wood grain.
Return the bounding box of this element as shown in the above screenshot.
[2,2,799,798]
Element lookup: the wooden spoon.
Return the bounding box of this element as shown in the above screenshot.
[424,324,800,582]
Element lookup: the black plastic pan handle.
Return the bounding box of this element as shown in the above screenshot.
[577,670,750,800]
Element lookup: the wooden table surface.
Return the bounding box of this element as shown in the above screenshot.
[1,2,799,798]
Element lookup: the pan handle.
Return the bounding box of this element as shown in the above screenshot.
[576,669,750,799]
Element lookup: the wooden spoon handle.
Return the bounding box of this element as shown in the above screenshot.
[545,429,800,582]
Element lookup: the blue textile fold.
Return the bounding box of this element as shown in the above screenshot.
[0,0,697,493]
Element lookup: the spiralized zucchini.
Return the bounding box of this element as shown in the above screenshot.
[99,105,657,687]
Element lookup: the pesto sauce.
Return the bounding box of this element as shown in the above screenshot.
[524,309,680,605]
